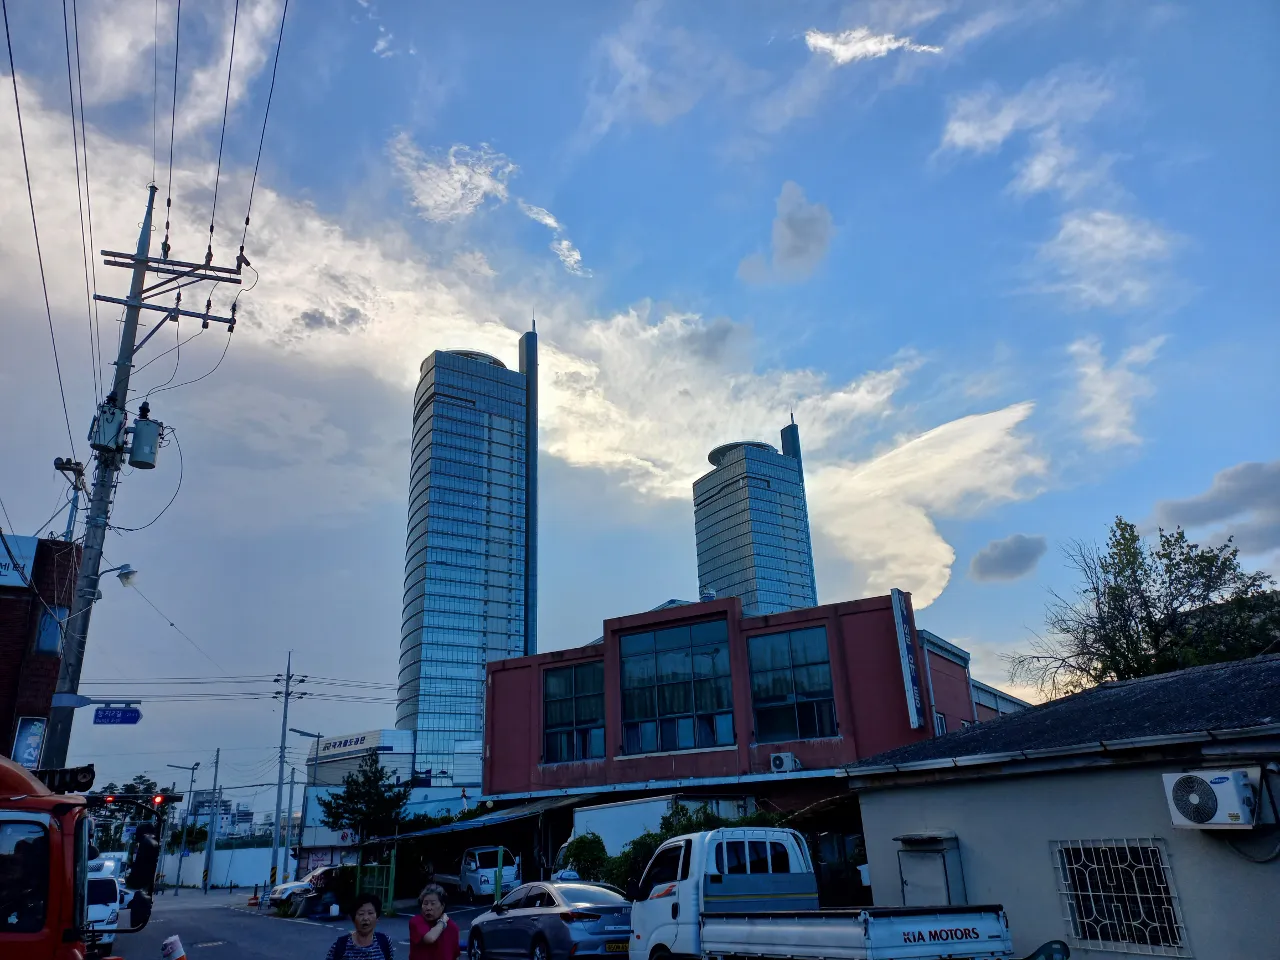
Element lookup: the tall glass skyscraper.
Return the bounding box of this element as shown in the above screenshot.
[397,334,538,786]
[692,420,817,616]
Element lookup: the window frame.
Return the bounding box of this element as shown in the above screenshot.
[747,626,838,744]
[933,711,947,736]
[542,661,605,764]
[0,819,50,933]
[1051,838,1189,957]
[620,620,734,755]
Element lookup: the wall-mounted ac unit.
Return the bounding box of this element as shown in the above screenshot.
[1163,769,1257,829]
[770,752,799,773]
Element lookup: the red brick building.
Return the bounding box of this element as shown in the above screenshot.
[0,537,80,767]
[483,590,1010,803]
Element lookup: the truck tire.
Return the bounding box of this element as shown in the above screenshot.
[465,886,475,904]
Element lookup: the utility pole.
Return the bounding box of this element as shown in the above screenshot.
[267,653,297,892]
[202,748,220,894]
[284,767,296,882]
[43,186,240,767]
[167,761,199,895]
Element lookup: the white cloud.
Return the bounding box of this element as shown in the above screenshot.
[390,134,515,223]
[373,27,393,58]
[175,0,287,139]
[1068,336,1164,448]
[1040,211,1176,309]
[808,403,1047,606]
[550,239,591,278]
[804,27,941,64]
[518,200,591,277]
[941,69,1113,155]
[517,201,562,232]
[1,76,1045,614]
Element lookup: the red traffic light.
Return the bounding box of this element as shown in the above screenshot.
[104,795,116,804]
[152,794,165,805]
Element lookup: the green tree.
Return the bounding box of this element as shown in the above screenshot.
[562,832,609,881]
[315,750,411,843]
[1009,518,1280,697]
[167,824,209,853]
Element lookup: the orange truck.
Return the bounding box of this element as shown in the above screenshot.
[1,756,164,960]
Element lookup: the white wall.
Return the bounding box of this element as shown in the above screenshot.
[159,846,299,890]
[859,761,1280,959]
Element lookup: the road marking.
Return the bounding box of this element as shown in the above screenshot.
[193,941,227,948]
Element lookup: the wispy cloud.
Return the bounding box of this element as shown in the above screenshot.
[373,26,394,58]
[738,181,832,284]
[390,134,515,223]
[518,201,591,277]
[805,27,941,64]
[1040,211,1176,309]
[1068,336,1164,448]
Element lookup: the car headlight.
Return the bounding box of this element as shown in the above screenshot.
[108,910,118,923]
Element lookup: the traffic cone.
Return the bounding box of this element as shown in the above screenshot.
[162,935,186,959]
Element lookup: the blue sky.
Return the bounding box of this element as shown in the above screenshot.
[1,0,1276,793]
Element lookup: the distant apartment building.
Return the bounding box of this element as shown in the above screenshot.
[693,420,817,616]
[397,335,539,787]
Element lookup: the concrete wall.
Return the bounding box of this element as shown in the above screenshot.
[859,764,1280,959]
[159,845,299,890]
[485,594,939,796]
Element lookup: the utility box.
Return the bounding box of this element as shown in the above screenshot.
[91,405,125,452]
[895,832,967,907]
[128,417,162,469]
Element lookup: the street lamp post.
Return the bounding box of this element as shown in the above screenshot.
[166,762,200,895]
[289,728,322,875]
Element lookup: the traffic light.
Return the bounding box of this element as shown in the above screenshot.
[32,764,96,793]
[150,792,182,807]
[125,823,161,892]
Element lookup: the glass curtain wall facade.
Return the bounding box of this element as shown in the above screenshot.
[692,422,817,616]
[397,338,537,785]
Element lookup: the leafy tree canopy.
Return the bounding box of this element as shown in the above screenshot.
[1009,518,1279,697]
[315,750,411,843]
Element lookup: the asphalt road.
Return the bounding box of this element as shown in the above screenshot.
[111,891,485,959]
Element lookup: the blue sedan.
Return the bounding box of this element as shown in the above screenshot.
[468,881,632,960]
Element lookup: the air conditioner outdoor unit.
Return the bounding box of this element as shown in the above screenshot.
[770,752,799,773]
[1163,769,1257,829]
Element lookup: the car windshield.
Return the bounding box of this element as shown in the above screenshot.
[476,849,515,869]
[556,883,627,904]
[88,878,118,906]
[0,822,48,933]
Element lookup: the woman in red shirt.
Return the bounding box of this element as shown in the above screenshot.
[408,884,460,960]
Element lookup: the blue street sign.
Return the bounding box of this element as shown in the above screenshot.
[93,707,142,725]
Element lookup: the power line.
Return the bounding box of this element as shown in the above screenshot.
[148,330,232,396]
[206,0,241,264]
[239,0,290,263]
[161,0,183,259]
[4,0,78,461]
[126,580,226,673]
[61,0,98,405]
[70,0,104,393]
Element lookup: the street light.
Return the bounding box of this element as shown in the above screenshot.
[166,762,200,896]
[100,563,137,587]
[289,728,322,871]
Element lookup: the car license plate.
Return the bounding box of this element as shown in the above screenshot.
[605,942,628,953]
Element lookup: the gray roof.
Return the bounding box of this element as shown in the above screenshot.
[850,654,1280,771]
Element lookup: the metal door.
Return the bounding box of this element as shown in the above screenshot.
[899,850,949,906]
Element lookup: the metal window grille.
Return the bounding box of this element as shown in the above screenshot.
[1051,839,1190,957]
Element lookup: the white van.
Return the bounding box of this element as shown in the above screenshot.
[85,865,122,953]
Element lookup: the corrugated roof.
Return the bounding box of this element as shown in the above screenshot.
[370,794,586,843]
[849,654,1280,771]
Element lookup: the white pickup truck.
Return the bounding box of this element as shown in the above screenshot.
[629,827,1068,960]
[434,845,521,903]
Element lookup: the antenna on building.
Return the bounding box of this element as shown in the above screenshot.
[790,406,795,425]
[531,308,536,333]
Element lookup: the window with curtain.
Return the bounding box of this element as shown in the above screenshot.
[620,619,734,754]
[747,626,837,743]
[543,661,605,763]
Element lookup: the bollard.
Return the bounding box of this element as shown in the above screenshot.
[162,935,186,960]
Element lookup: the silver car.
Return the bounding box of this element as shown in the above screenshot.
[468,881,632,960]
